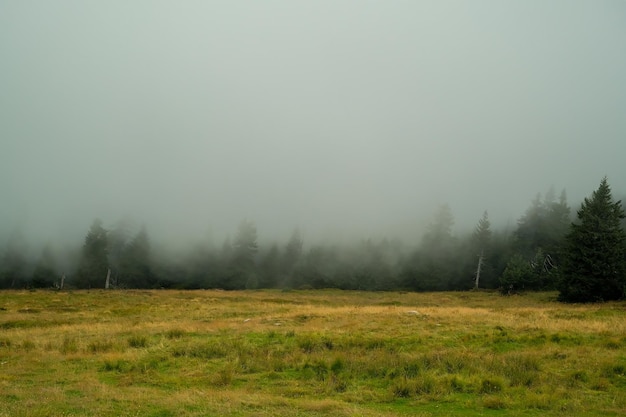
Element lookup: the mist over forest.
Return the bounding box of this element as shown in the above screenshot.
[1,2,625,293]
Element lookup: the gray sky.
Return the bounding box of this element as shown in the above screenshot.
[1,1,625,246]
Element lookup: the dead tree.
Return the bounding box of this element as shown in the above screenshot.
[474,250,484,290]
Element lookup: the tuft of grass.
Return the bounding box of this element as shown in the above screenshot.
[164,328,186,339]
[390,379,413,398]
[523,392,553,410]
[413,374,436,394]
[568,370,589,387]
[483,395,509,410]
[87,340,114,353]
[20,340,36,352]
[480,377,504,394]
[446,375,477,393]
[60,335,78,354]
[550,332,583,345]
[600,362,626,386]
[500,353,541,387]
[211,365,235,386]
[330,357,344,374]
[603,338,622,349]
[128,335,148,348]
[171,340,228,359]
[100,359,130,372]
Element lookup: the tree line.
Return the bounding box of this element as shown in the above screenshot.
[1,178,625,302]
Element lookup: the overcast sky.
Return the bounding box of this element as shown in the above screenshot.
[1,1,625,247]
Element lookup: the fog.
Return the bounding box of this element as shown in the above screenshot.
[1,1,625,249]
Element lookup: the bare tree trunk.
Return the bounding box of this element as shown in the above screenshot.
[474,251,484,290]
[105,269,111,289]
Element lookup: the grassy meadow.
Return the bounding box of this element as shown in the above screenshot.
[0,289,625,416]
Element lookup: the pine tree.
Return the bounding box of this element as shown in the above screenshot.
[406,204,457,291]
[119,226,154,288]
[31,244,57,288]
[76,219,109,289]
[515,193,547,258]
[544,189,571,261]
[230,220,259,289]
[107,219,133,287]
[424,204,455,247]
[473,211,492,251]
[258,244,281,288]
[232,220,258,268]
[281,228,303,287]
[558,177,626,302]
[512,188,571,290]
[514,188,570,258]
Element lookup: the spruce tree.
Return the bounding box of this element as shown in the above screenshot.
[407,204,457,291]
[258,244,281,288]
[31,244,57,288]
[473,210,492,251]
[514,193,547,258]
[230,220,259,289]
[558,177,626,302]
[119,226,154,288]
[76,219,109,289]
[281,228,303,287]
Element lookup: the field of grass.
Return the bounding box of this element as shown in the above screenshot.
[0,289,625,416]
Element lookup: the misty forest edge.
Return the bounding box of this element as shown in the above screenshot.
[2,177,625,303]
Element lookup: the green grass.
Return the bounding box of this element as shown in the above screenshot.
[0,289,625,416]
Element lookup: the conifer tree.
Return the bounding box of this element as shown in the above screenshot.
[233,220,258,268]
[258,244,281,288]
[515,193,547,258]
[472,210,492,252]
[558,177,626,302]
[230,220,258,289]
[514,189,570,260]
[31,244,57,288]
[405,204,457,291]
[107,219,132,287]
[76,219,109,288]
[281,228,303,287]
[119,226,154,288]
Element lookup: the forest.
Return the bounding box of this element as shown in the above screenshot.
[1,178,625,303]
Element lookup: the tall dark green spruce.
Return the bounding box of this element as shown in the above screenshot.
[558,177,626,302]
